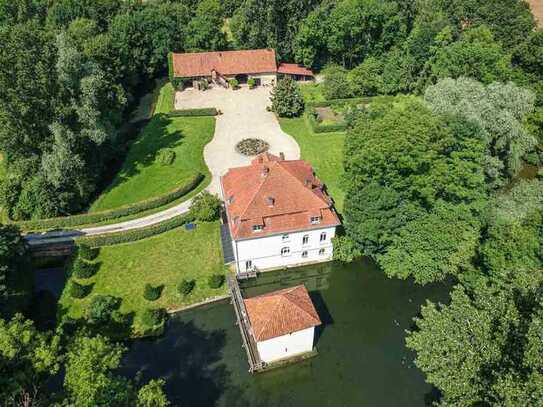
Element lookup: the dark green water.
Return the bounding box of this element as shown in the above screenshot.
[120,259,450,407]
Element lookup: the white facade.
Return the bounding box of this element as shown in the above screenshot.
[256,327,315,363]
[232,226,336,274]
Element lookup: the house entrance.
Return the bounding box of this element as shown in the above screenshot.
[235,74,249,84]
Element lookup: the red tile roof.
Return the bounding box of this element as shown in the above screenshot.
[244,285,321,341]
[172,49,277,78]
[221,153,341,240]
[277,63,314,77]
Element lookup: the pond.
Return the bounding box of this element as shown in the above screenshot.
[119,258,450,407]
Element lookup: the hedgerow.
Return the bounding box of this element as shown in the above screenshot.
[167,108,218,117]
[17,173,203,231]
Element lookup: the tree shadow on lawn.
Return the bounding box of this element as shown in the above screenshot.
[119,320,241,407]
[96,114,185,198]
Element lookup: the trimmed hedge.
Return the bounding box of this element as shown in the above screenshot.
[73,257,99,279]
[17,173,203,231]
[177,279,195,296]
[77,244,99,261]
[70,281,91,299]
[306,95,395,108]
[141,308,166,327]
[168,108,218,117]
[77,213,193,247]
[305,109,348,133]
[143,284,162,301]
[208,274,225,289]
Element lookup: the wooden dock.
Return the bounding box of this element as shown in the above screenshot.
[227,274,264,373]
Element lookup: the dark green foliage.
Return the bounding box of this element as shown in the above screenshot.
[270,77,305,118]
[143,284,162,301]
[156,149,176,166]
[177,279,195,296]
[168,108,218,117]
[0,224,27,312]
[207,274,224,289]
[88,295,121,324]
[70,281,91,299]
[73,257,99,279]
[141,307,166,327]
[185,0,227,51]
[189,191,222,221]
[17,173,203,231]
[77,244,99,261]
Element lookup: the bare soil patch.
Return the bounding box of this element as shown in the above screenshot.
[529,0,543,26]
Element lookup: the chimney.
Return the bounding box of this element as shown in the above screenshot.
[266,196,275,207]
[304,179,312,187]
[262,166,269,176]
[279,152,285,160]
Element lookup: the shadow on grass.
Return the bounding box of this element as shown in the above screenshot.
[95,114,185,199]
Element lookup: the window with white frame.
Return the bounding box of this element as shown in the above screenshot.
[282,234,289,242]
[302,251,308,258]
[319,248,325,256]
[252,224,263,232]
[310,216,321,224]
[302,234,309,245]
[281,247,290,256]
[320,232,327,242]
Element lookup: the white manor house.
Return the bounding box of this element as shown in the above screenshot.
[221,152,341,276]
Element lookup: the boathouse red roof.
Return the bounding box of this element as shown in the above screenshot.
[277,63,314,77]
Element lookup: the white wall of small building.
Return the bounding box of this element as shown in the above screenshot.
[248,73,277,85]
[232,226,336,274]
[256,327,315,364]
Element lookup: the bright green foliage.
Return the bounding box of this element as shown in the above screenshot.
[228,78,239,89]
[348,57,384,96]
[70,281,90,299]
[425,25,514,85]
[270,77,305,117]
[331,236,361,263]
[189,191,222,221]
[156,149,176,166]
[88,295,121,324]
[73,257,99,279]
[177,279,195,296]
[77,244,99,261]
[425,77,536,184]
[141,308,165,328]
[137,379,170,407]
[185,0,227,51]
[64,334,132,406]
[0,314,61,405]
[208,274,224,289]
[322,65,352,100]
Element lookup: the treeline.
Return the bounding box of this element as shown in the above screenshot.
[0,0,225,220]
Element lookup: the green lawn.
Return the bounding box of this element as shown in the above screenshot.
[279,117,346,212]
[58,222,227,335]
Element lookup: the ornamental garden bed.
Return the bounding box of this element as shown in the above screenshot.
[235,138,270,156]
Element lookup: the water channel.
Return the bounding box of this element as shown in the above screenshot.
[119,258,450,406]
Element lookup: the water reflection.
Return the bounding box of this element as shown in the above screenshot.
[120,258,450,407]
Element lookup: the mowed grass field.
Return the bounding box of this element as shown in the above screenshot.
[279,118,346,212]
[58,222,227,335]
[90,83,214,212]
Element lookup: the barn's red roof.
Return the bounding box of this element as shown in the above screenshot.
[221,153,340,240]
[244,285,321,342]
[277,63,314,77]
[172,49,277,77]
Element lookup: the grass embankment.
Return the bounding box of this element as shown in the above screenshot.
[279,118,346,212]
[90,83,214,212]
[59,222,227,336]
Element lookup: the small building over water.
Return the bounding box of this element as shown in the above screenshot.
[243,284,321,364]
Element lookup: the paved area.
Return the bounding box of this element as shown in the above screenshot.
[26,85,301,245]
[175,86,301,195]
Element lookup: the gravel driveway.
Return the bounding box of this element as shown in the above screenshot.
[175,86,301,195]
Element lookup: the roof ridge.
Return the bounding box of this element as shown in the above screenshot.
[236,161,279,221]
[276,162,330,208]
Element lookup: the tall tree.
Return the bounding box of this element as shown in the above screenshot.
[185,0,227,51]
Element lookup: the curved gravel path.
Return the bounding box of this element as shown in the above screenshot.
[26,86,301,245]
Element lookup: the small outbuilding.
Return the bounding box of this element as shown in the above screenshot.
[243,284,321,364]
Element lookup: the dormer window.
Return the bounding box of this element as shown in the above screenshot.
[252,224,263,232]
[310,216,321,224]
[227,195,234,205]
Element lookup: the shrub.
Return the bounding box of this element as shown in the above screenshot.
[177,279,195,296]
[70,281,90,299]
[270,77,305,117]
[248,78,256,89]
[228,78,239,89]
[77,244,99,261]
[73,257,99,279]
[198,80,209,91]
[208,274,224,289]
[167,108,217,117]
[189,191,222,221]
[17,173,203,231]
[348,57,384,96]
[141,308,166,327]
[78,213,193,247]
[235,138,269,156]
[322,64,353,100]
[144,284,162,301]
[156,149,176,166]
[88,295,121,323]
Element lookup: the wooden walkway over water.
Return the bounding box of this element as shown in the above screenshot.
[227,274,264,373]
